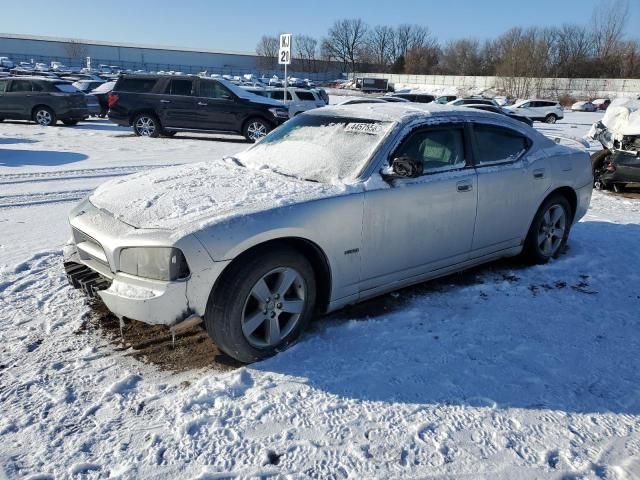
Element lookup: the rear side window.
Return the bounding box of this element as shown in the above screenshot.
[269,90,285,100]
[116,78,158,93]
[165,79,194,96]
[9,80,32,92]
[295,90,315,101]
[0,79,7,93]
[474,124,529,166]
[54,83,78,93]
[199,80,231,99]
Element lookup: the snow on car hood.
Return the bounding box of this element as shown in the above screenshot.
[599,97,640,136]
[89,160,347,231]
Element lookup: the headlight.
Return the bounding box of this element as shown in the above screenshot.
[119,247,190,281]
[269,107,289,118]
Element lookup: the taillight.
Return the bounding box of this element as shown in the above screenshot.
[107,93,119,108]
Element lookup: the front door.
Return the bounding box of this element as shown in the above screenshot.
[196,79,239,131]
[158,78,199,129]
[360,124,478,292]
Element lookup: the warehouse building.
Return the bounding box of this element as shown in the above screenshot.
[0,32,339,80]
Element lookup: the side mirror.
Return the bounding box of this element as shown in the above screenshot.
[384,156,423,179]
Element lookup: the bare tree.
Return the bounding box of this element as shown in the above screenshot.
[392,24,433,60]
[438,39,483,75]
[63,40,88,61]
[591,0,629,59]
[367,25,395,70]
[322,19,368,75]
[256,35,279,69]
[296,35,318,72]
[404,45,440,74]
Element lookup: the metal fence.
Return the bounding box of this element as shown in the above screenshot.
[2,52,342,81]
[355,72,640,99]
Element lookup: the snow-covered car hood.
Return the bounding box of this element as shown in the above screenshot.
[89,160,347,232]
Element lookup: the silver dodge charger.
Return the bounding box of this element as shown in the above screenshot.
[64,103,592,363]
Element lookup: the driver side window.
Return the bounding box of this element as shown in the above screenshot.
[394,127,467,174]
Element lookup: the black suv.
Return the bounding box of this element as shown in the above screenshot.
[108,75,290,141]
[0,77,89,126]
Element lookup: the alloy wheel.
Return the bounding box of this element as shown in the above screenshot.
[35,110,52,126]
[135,116,156,136]
[247,121,267,141]
[537,204,566,256]
[241,267,306,348]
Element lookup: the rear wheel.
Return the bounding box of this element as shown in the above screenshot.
[132,113,160,137]
[33,107,56,126]
[544,114,557,124]
[205,247,316,363]
[243,117,271,142]
[523,194,572,264]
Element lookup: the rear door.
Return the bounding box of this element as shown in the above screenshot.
[470,122,550,255]
[196,79,240,131]
[0,79,9,116]
[158,78,199,129]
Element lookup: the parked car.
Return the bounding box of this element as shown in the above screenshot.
[315,88,330,105]
[463,103,534,126]
[448,97,498,107]
[64,103,592,363]
[337,97,388,106]
[0,56,14,69]
[592,98,611,111]
[436,95,457,104]
[571,101,598,112]
[376,96,410,103]
[0,77,89,126]
[389,93,435,103]
[505,99,564,123]
[107,74,289,141]
[84,94,101,116]
[72,80,105,94]
[244,87,325,117]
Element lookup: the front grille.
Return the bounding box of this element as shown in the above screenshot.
[64,262,112,298]
[72,228,108,265]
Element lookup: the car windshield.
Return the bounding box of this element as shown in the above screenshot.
[235,114,394,184]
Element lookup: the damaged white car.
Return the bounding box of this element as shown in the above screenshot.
[65,103,592,363]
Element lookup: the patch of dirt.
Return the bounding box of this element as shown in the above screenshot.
[81,301,242,372]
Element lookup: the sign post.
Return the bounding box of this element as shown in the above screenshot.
[278,33,292,104]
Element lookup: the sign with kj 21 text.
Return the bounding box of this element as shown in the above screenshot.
[278,34,292,65]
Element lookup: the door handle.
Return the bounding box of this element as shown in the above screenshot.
[160,99,171,104]
[197,101,208,106]
[533,168,545,179]
[456,181,473,192]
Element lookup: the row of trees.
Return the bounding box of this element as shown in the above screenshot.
[256,0,640,79]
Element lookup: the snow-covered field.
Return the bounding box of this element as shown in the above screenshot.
[1,112,640,479]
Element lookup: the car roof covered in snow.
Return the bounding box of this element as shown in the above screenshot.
[305,102,510,124]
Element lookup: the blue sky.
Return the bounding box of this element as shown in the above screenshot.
[2,0,638,52]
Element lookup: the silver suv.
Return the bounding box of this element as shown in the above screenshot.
[507,100,564,124]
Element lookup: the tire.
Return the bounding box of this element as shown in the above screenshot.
[205,247,316,363]
[62,120,78,126]
[32,106,57,126]
[132,113,160,138]
[544,114,557,124]
[522,194,572,265]
[591,149,611,190]
[161,130,177,137]
[243,117,271,142]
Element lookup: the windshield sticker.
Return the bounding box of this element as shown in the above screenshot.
[345,123,383,135]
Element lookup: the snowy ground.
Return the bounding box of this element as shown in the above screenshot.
[1,112,640,479]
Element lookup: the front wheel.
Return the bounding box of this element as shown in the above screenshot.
[523,195,572,264]
[132,113,160,137]
[243,118,271,142]
[33,107,57,126]
[544,114,557,124]
[205,248,316,363]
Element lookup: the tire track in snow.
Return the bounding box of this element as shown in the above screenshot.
[0,164,181,186]
[0,189,93,208]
